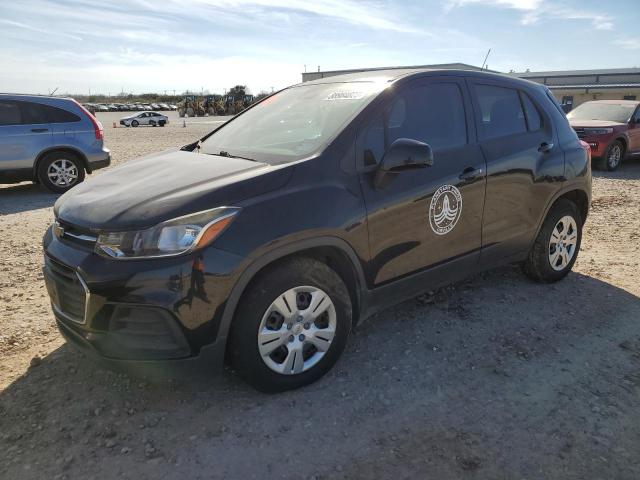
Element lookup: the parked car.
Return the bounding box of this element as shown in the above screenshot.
[158,103,171,111]
[567,99,640,171]
[0,94,110,192]
[44,69,591,391]
[119,111,168,127]
[169,104,178,111]
[96,104,109,112]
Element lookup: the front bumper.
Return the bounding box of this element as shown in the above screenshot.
[43,225,245,371]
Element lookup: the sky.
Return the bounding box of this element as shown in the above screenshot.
[1,0,639,96]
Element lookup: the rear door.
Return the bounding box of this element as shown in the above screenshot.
[358,77,486,286]
[0,99,52,172]
[467,80,564,266]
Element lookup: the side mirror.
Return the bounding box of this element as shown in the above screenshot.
[374,138,433,189]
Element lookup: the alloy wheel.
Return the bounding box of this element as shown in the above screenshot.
[47,159,79,187]
[257,286,336,375]
[548,215,578,271]
[607,144,621,169]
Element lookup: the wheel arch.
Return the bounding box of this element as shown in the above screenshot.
[218,237,366,358]
[33,146,89,178]
[532,186,590,247]
[615,136,628,155]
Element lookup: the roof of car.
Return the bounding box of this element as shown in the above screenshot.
[580,99,640,105]
[298,68,541,89]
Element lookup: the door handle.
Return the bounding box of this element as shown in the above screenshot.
[31,128,48,133]
[459,167,483,181]
[538,142,554,153]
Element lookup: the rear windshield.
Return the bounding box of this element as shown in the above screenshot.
[567,102,636,123]
[199,82,385,164]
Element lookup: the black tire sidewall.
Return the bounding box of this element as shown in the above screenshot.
[229,257,352,392]
[525,199,582,282]
[131,120,139,127]
[605,140,623,171]
[37,152,85,193]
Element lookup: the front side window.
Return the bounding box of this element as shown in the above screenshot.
[200,82,386,164]
[474,84,527,140]
[362,82,468,164]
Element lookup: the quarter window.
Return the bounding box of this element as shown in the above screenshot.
[520,92,542,131]
[474,84,527,140]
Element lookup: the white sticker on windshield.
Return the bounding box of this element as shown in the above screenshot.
[325,91,365,100]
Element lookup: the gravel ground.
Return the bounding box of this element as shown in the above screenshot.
[1,114,640,479]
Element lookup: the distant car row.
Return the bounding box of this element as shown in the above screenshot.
[82,103,177,112]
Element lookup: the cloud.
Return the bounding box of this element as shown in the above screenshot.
[446,0,614,30]
[0,19,83,41]
[613,39,640,50]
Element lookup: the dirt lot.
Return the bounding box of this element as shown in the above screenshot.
[1,113,640,479]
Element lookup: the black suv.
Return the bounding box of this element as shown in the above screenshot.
[43,69,591,392]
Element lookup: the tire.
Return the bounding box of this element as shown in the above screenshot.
[186,107,194,117]
[159,120,166,127]
[150,120,156,127]
[37,151,85,193]
[228,257,352,392]
[522,199,582,283]
[131,120,139,127]
[605,140,624,171]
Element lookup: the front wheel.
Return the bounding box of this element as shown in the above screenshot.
[228,257,352,392]
[595,140,624,171]
[131,120,139,127]
[522,199,582,283]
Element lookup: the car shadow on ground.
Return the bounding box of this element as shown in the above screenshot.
[0,182,58,215]
[2,267,640,479]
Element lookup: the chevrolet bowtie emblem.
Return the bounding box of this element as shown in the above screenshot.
[53,222,65,238]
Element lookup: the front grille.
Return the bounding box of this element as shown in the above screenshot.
[54,220,98,249]
[573,127,586,139]
[44,256,88,324]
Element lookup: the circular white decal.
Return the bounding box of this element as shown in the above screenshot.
[429,185,462,235]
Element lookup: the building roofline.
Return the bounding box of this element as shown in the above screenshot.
[513,67,640,78]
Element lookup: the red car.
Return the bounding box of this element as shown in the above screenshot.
[567,100,640,171]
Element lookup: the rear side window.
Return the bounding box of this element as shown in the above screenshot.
[520,92,542,131]
[20,101,50,124]
[474,84,527,140]
[0,101,22,125]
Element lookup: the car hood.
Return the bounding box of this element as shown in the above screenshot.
[569,119,626,128]
[54,150,291,231]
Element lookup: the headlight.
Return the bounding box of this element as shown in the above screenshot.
[583,127,613,135]
[96,207,240,259]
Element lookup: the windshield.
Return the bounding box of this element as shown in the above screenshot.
[199,82,385,164]
[567,102,636,123]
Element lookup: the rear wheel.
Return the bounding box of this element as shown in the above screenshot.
[228,257,352,392]
[522,199,582,283]
[37,151,85,193]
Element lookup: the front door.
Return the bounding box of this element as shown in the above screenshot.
[357,77,486,287]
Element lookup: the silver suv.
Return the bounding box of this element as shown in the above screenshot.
[0,94,110,193]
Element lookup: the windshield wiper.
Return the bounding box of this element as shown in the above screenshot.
[214,150,259,162]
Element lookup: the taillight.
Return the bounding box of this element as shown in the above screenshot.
[579,139,591,163]
[73,99,104,140]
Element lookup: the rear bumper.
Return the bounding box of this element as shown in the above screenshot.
[87,149,110,172]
